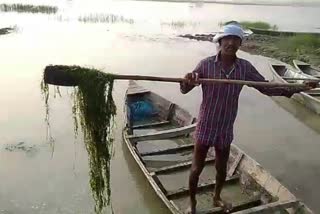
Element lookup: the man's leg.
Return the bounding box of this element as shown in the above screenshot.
[213,143,232,211]
[189,142,210,214]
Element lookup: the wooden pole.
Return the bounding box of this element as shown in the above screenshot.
[43,66,312,88]
[112,74,308,88]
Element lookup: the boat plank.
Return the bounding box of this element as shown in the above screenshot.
[151,172,168,195]
[127,87,150,95]
[128,124,196,143]
[127,81,150,95]
[307,92,320,96]
[228,153,243,177]
[166,103,176,120]
[153,157,215,175]
[141,143,194,156]
[169,200,181,213]
[167,175,239,199]
[232,200,298,214]
[132,120,170,129]
[198,198,261,214]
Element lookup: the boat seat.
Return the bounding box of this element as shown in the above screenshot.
[231,200,299,214]
[132,120,170,129]
[197,198,261,214]
[128,124,196,143]
[140,143,194,156]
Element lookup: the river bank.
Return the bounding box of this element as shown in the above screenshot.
[241,34,320,67]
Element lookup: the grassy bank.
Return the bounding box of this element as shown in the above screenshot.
[240,21,278,30]
[241,34,320,67]
[219,20,278,30]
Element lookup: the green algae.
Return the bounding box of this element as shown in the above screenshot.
[41,65,117,213]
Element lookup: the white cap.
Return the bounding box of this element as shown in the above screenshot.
[213,24,244,43]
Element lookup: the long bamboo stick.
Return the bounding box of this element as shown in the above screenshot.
[43,66,312,88]
[112,74,308,88]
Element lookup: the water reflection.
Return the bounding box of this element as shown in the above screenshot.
[272,96,320,134]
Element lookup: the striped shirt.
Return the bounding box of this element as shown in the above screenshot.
[193,54,295,146]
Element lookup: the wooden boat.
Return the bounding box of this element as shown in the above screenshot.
[269,60,320,115]
[249,27,320,37]
[122,80,314,214]
[293,60,320,79]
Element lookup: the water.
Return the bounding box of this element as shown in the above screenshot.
[0,0,320,213]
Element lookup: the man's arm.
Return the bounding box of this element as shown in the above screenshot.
[245,62,306,97]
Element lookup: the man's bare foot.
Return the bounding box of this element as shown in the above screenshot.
[213,197,232,213]
[185,200,197,214]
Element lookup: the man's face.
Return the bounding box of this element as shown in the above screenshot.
[220,35,241,56]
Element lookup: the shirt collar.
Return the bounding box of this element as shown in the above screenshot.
[214,51,240,66]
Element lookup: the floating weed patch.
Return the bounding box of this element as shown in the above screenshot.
[161,21,199,29]
[0,3,58,14]
[0,26,17,36]
[41,65,116,213]
[78,13,134,24]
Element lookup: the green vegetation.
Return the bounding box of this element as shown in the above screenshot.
[240,21,278,30]
[0,3,58,14]
[78,14,134,24]
[277,34,320,63]
[0,26,16,35]
[278,34,320,52]
[241,34,320,67]
[41,66,116,213]
[219,20,278,30]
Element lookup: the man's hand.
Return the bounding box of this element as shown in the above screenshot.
[282,81,319,98]
[184,72,200,85]
[303,80,319,90]
[180,72,200,94]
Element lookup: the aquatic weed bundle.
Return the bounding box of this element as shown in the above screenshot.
[41,65,116,213]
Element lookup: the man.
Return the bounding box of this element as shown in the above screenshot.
[180,24,316,213]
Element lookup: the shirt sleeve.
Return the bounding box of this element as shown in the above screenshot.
[192,60,204,79]
[245,62,300,97]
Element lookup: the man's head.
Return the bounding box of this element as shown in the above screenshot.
[213,24,244,56]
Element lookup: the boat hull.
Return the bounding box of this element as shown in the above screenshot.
[269,61,320,114]
[123,80,313,213]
